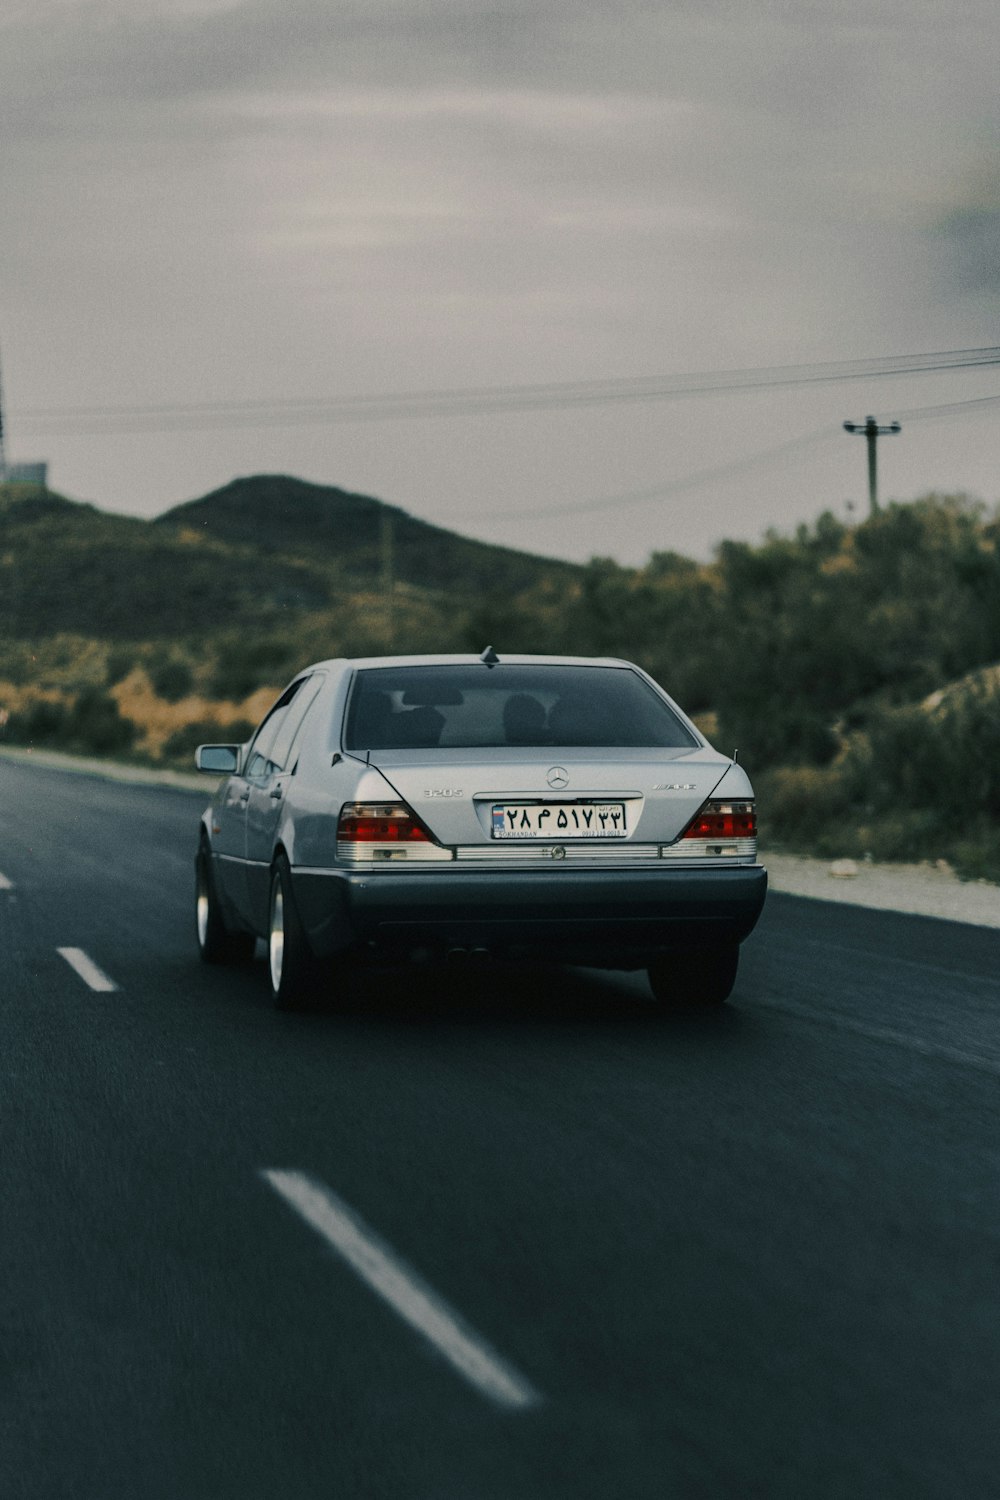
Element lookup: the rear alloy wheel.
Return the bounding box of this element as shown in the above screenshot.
[196,845,255,964]
[647,944,739,1008]
[268,855,315,1010]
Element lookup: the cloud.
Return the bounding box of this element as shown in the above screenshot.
[933,170,1000,297]
[2,0,1000,562]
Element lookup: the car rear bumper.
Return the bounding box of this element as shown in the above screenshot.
[291,862,768,968]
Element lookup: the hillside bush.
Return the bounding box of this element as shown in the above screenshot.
[710,497,1000,769]
[7,698,69,746]
[763,679,1000,878]
[70,687,137,754]
[208,632,299,700]
[7,688,136,756]
[150,655,195,702]
[105,649,135,686]
[161,718,255,764]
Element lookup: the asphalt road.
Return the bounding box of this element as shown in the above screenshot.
[3,758,1000,1499]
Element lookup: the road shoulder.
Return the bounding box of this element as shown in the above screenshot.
[763,850,1000,930]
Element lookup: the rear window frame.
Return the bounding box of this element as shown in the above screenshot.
[341,663,699,753]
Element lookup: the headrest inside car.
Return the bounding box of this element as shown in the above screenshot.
[401,685,465,706]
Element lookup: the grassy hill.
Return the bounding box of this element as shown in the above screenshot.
[0,474,582,758]
[155,475,576,599]
[0,483,331,639]
[1,474,575,644]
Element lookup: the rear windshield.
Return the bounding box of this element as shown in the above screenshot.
[343,664,698,751]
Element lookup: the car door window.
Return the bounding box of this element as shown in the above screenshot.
[245,679,306,779]
[267,673,324,772]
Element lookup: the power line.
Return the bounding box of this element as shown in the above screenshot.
[444,426,840,522]
[12,346,1000,437]
[442,387,1000,524]
[889,392,1000,422]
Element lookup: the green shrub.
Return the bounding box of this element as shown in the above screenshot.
[105,649,135,686]
[757,765,852,846]
[161,718,255,764]
[6,688,136,756]
[764,679,1000,878]
[67,687,137,755]
[150,656,195,702]
[7,698,70,746]
[208,634,297,700]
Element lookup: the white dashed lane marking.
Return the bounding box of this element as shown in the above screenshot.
[262,1169,542,1411]
[57,948,119,993]
[0,871,13,890]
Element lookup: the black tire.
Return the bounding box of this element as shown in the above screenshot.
[267,855,316,1010]
[647,944,739,1008]
[196,844,255,964]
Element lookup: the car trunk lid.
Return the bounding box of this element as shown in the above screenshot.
[366,747,730,847]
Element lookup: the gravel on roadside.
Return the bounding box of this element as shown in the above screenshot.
[763,850,1000,930]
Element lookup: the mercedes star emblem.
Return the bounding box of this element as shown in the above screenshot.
[547,766,570,789]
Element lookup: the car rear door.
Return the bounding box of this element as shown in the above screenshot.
[212,767,254,918]
[243,674,326,927]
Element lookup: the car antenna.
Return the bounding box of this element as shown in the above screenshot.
[480,645,500,667]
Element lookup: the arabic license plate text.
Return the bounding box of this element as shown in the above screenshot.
[491,802,627,839]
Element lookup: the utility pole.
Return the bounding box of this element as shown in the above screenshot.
[843,414,901,517]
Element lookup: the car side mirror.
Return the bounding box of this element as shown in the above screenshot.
[195,744,241,774]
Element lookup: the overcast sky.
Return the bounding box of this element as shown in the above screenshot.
[2,0,998,564]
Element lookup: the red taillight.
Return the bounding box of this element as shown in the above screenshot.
[337,803,431,844]
[682,800,757,841]
[337,801,452,863]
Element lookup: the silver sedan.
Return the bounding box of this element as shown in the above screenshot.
[195,652,766,1008]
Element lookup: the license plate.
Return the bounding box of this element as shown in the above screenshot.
[491,802,627,839]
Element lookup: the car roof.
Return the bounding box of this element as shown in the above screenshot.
[301,653,642,674]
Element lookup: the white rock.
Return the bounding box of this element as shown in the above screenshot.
[829,858,860,879]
